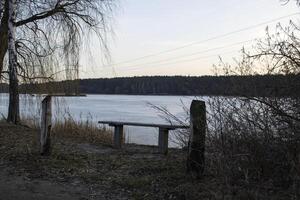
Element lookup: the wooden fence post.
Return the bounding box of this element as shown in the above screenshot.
[158,127,169,154]
[113,125,124,149]
[187,100,206,178]
[40,96,52,155]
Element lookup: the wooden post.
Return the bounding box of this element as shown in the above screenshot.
[158,127,169,155]
[187,100,206,178]
[40,96,52,155]
[113,125,124,148]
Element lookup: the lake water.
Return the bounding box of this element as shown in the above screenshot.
[0,94,204,147]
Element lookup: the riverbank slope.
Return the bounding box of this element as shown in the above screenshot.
[0,122,292,200]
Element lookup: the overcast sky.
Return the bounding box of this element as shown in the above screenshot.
[80,0,300,78]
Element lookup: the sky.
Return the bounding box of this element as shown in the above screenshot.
[80,0,300,78]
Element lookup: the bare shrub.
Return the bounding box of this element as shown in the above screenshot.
[207,22,300,197]
[148,101,190,148]
[151,22,300,198]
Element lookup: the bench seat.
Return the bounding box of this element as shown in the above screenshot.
[98,120,189,154]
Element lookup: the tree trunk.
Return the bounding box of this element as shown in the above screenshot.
[0,0,8,79]
[6,0,19,124]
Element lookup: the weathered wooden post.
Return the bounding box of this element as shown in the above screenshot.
[187,100,206,178]
[113,125,124,149]
[158,127,169,154]
[40,96,52,155]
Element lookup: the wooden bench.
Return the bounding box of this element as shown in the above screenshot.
[98,121,189,154]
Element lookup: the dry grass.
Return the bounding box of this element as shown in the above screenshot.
[52,117,113,146]
[17,113,114,146]
[1,119,298,199]
[0,122,294,200]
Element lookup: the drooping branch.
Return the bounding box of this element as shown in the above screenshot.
[281,0,300,6]
[1,0,115,80]
[15,5,65,27]
[0,0,116,122]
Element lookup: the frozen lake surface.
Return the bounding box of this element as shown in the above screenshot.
[0,94,205,147]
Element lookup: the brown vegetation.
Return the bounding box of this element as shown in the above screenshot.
[1,121,297,200]
[52,117,113,146]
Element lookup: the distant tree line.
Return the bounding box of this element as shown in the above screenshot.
[0,75,298,97]
[78,75,299,97]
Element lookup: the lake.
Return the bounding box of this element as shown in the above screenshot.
[0,94,204,147]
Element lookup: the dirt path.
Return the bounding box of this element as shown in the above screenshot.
[0,167,91,200]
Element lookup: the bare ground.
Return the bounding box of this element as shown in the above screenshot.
[0,122,199,200]
[0,122,293,200]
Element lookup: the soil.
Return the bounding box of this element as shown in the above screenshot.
[0,122,292,200]
[0,122,196,200]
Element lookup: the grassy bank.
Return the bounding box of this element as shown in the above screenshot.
[0,121,297,200]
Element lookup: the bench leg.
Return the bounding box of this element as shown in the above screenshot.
[158,128,169,155]
[114,125,124,149]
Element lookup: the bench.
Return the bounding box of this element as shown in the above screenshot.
[98,121,189,154]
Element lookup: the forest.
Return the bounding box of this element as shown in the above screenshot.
[1,74,299,97]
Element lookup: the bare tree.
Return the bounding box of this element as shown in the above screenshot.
[0,0,116,123]
[7,0,19,123]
